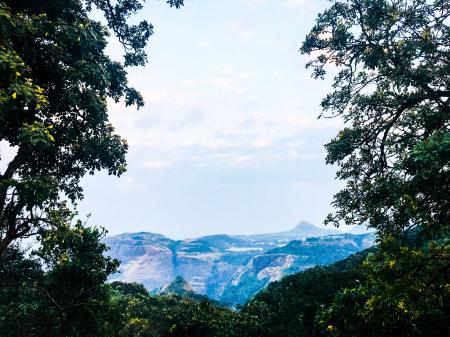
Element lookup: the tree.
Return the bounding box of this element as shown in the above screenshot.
[36,221,119,336]
[0,245,44,336]
[0,0,184,254]
[240,251,369,337]
[316,237,450,337]
[301,1,450,335]
[0,220,119,337]
[301,0,450,239]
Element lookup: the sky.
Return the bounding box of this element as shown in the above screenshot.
[75,0,346,239]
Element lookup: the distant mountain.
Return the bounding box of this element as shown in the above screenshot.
[283,221,341,236]
[104,222,375,305]
[219,233,374,304]
[240,221,340,241]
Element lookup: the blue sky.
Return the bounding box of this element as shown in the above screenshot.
[77,0,346,239]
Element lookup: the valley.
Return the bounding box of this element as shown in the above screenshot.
[105,221,374,305]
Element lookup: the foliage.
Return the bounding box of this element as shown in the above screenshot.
[0,228,241,337]
[301,0,450,238]
[104,281,242,337]
[239,250,369,337]
[0,246,44,336]
[317,237,450,337]
[301,1,450,335]
[0,221,118,337]
[0,0,183,253]
[105,282,163,337]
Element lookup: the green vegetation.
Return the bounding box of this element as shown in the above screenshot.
[239,250,370,337]
[299,1,450,335]
[0,0,448,336]
[0,235,370,337]
[105,281,240,337]
[0,239,239,337]
[105,230,374,306]
[0,224,118,336]
[0,0,183,252]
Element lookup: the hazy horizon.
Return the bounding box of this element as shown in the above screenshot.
[74,0,347,239]
[104,219,364,240]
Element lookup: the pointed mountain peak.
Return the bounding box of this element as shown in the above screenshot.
[284,221,340,237]
[292,221,316,229]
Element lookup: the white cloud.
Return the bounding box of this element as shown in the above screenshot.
[230,20,257,40]
[78,0,342,239]
[102,49,339,175]
[243,0,313,9]
[117,176,146,191]
[240,29,256,40]
[245,0,269,6]
[198,41,210,49]
[142,160,171,171]
[285,0,311,7]
[179,79,198,86]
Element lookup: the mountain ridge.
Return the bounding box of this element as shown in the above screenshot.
[104,221,375,305]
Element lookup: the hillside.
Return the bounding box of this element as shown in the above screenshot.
[219,234,373,304]
[240,250,371,337]
[104,222,375,305]
[238,221,341,241]
[157,276,196,297]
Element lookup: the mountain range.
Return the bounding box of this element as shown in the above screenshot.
[104,221,375,305]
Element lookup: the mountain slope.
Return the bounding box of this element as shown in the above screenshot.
[104,223,375,305]
[241,249,371,337]
[238,221,340,242]
[219,233,374,304]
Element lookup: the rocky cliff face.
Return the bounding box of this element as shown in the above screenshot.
[104,222,375,305]
[220,234,374,304]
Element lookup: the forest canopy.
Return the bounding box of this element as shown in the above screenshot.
[300,1,450,335]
